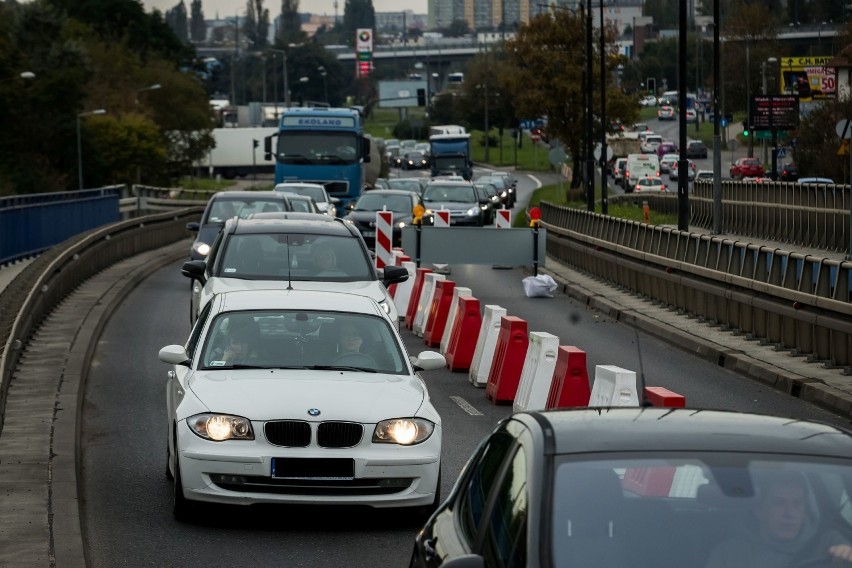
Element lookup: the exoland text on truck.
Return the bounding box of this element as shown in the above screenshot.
[429,127,472,180]
[264,107,371,210]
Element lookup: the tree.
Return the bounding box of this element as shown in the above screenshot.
[444,19,470,38]
[794,98,852,183]
[165,1,188,43]
[244,0,270,50]
[190,0,205,43]
[278,0,305,44]
[342,0,375,43]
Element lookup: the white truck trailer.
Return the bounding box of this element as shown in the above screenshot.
[198,127,278,179]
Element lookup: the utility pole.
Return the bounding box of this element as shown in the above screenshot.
[585,0,594,212]
[599,0,607,215]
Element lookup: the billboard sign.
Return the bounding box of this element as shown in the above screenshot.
[779,56,835,102]
[749,95,800,131]
[356,29,373,78]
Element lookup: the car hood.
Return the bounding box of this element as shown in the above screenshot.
[202,277,386,303]
[346,211,413,224]
[186,369,425,421]
[423,201,475,212]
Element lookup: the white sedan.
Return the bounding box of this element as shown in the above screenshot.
[160,289,446,521]
[274,182,340,217]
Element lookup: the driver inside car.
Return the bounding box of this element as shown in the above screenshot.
[336,324,364,356]
[706,471,852,568]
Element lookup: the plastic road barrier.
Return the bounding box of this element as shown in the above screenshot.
[413,273,445,337]
[513,332,560,413]
[405,267,432,330]
[485,316,529,405]
[393,261,417,317]
[589,365,640,407]
[545,346,592,409]
[387,253,410,299]
[423,280,456,347]
[434,209,451,227]
[445,296,483,372]
[469,305,507,388]
[495,209,511,228]
[375,210,393,269]
[644,386,686,407]
[440,286,472,355]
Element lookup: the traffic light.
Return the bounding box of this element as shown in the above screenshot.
[647,77,656,94]
[417,88,426,107]
[742,121,750,137]
[252,139,258,149]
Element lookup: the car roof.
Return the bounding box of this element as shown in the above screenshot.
[275,182,326,190]
[248,212,330,221]
[799,177,834,183]
[217,289,384,317]
[359,189,417,198]
[224,217,357,237]
[209,191,287,200]
[425,180,473,186]
[519,408,852,456]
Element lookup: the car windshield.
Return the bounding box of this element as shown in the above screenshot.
[275,132,358,165]
[199,310,407,373]
[423,184,477,203]
[206,199,286,224]
[217,234,373,281]
[386,179,423,193]
[276,185,327,203]
[552,453,852,568]
[354,194,413,213]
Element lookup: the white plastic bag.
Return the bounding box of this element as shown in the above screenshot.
[522,274,558,298]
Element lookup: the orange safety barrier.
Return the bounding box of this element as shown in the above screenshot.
[404,267,432,330]
[388,253,411,298]
[644,386,687,407]
[485,316,529,404]
[545,346,591,409]
[444,296,483,372]
[423,280,455,348]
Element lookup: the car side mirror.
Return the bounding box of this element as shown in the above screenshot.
[380,265,409,287]
[410,351,446,372]
[159,345,191,367]
[186,221,200,232]
[181,260,207,284]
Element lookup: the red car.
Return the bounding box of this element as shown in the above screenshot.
[730,157,765,180]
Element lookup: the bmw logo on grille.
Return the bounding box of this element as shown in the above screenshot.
[307,408,321,416]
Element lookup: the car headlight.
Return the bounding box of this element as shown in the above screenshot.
[192,241,211,257]
[397,221,406,228]
[466,206,480,216]
[373,418,435,445]
[500,191,507,198]
[187,413,254,441]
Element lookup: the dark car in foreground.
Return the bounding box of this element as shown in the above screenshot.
[343,189,422,247]
[411,407,852,567]
[187,191,295,261]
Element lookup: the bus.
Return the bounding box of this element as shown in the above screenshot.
[447,72,464,90]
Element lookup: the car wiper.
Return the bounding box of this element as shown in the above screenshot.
[307,365,377,373]
[229,363,276,369]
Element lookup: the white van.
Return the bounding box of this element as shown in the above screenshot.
[625,153,661,190]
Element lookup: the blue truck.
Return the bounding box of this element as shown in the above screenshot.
[429,132,473,180]
[264,107,372,211]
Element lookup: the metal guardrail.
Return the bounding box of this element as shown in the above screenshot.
[611,179,852,254]
[121,185,214,215]
[0,208,202,434]
[541,202,852,372]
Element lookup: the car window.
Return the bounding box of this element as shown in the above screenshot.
[199,311,406,372]
[481,445,528,568]
[277,185,327,203]
[386,179,423,193]
[423,185,476,203]
[216,233,373,281]
[551,454,852,568]
[206,198,287,224]
[186,301,213,359]
[459,430,516,542]
[355,194,413,213]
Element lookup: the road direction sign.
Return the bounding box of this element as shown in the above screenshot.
[776,147,786,159]
[836,119,852,140]
[548,147,568,167]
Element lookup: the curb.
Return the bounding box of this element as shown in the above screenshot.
[52,242,190,568]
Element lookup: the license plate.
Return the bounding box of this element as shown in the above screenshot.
[362,230,375,237]
[271,457,355,479]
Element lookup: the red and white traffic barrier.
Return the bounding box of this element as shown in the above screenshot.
[423,280,456,348]
[644,386,686,407]
[440,286,472,355]
[434,208,451,227]
[495,208,511,228]
[545,347,591,409]
[413,273,445,337]
[469,305,507,388]
[374,210,393,269]
[588,366,640,407]
[485,316,529,405]
[392,260,417,316]
[405,268,432,330]
[387,252,410,299]
[513,332,559,413]
[444,296,482,372]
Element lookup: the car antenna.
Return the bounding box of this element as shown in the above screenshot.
[634,325,652,407]
[285,237,293,291]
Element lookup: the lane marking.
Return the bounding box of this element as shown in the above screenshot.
[451,395,484,416]
[528,174,544,189]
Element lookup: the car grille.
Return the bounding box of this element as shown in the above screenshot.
[265,421,311,447]
[264,420,364,448]
[210,474,414,496]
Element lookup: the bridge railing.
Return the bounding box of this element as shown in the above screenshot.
[0,207,202,434]
[542,201,852,373]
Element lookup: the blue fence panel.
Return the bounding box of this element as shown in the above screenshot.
[0,188,120,265]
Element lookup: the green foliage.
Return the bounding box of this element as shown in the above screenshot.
[795,99,852,183]
[342,0,375,40]
[278,0,306,44]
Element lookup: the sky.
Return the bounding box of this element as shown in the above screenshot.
[142,1,428,17]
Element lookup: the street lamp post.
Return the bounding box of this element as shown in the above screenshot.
[77,109,106,190]
[318,66,328,104]
[270,44,302,109]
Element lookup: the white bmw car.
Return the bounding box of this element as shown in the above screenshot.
[159,289,446,521]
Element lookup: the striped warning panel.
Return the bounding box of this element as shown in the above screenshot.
[375,210,393,269]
